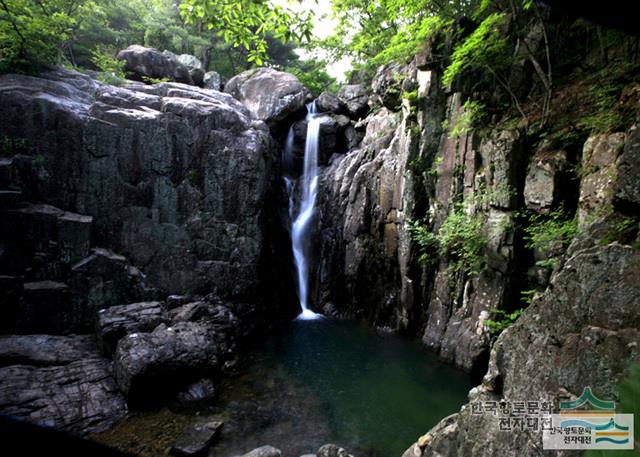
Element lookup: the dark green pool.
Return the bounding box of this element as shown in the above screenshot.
[211,318,473,457]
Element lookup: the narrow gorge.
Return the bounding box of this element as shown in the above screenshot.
[0,1,639,456]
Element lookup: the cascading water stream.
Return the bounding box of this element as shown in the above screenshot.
[286,102,323,320]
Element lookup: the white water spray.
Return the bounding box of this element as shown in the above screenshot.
[286,102,323,321]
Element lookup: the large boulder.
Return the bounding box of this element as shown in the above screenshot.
[0,334,126,436]
[96,301,168,355]
[0,69,276,299]
[225,68,309,125]
[163,51,205,86]
[337,84,369,119]
[114,321,234,404]
[316,91,344,114]
[117,45,192,84]
[203,71,222,91]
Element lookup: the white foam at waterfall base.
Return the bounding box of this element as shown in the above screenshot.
[288,101,324,321]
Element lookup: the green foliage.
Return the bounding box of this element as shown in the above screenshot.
[409,201,486,276]
[444,99,484,139]
[1,136,27,156]
[407,220,438,265]
[285,60,337,97]
[524,208,578,255]
[442,12,509,88]
[600,216,639,246]
[485,308,524,336]
[141,75,171,84]
[0,0,93,72]
[90,44,124,77]
[580,80,626,133]
[179,0,313,66]
[438,204,486,276]
[372,16,451,66]
[402,90,419,106]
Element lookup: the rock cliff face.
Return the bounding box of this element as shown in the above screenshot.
[0,66,304,435]
[313,50,640,384]
[0,68,278,301]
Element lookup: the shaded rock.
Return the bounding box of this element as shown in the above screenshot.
[337,84,369,119]
[225,68,309,125]
[96,301,168,355]
[167,51,205,86]
[238,445,282,457]
[70,248,158,331]
[372,63,406,110]
[0,334,97,367]
[169,301,238,330]
[19,280,70,334]
[317,444,351,457]
[173,378,217,406]
[117,45,192,84]
[0,69,275,299]
[578,132,626,228]
[523,148,569,213]
[167,294,194,309]
[114,321,233,404]
[316,91,344,114]
[170,420,223,457]
[203,71,222,91]
[316,107,410,328]
[615,122,640,211]
[0,334,126,436]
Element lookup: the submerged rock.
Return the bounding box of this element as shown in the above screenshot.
[317,444,352,457]
[170,420,223,457]
[238,445,282,457]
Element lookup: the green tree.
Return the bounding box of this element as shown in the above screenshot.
[0,0,97,71]
[179,0,314,66]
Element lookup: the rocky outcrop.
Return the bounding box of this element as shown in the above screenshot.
[117,45,193,84]
[315,106,412,326]
[407,242,640,456]
[112,296,240,406]
[203,71,222,91]
[0,69,277,300]
[371,63,406,111]
[337,84,369,119]
[96,301,168,355]
[0,334,126,436]
[225,68,309,126]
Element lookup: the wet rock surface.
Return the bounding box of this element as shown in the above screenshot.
[0,334,126,436]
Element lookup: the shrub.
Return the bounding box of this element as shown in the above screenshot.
[485,308,524,336]
[438,205,486,276]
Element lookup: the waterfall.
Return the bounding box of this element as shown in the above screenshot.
[286,101,323,320]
